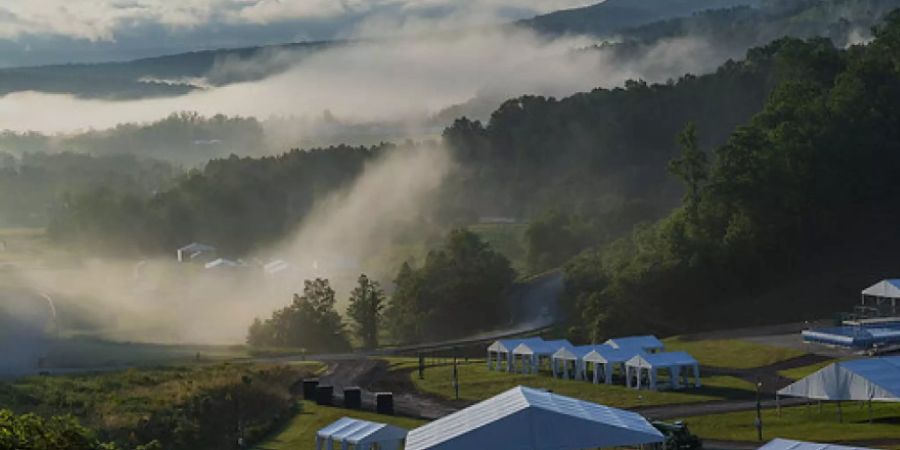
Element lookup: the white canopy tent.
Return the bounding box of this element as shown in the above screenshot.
[551,345,603,380]
[759,438,876,450]
[405,386,664,450]
[512,339,573,374]
[861,279,900,316]
[604,335,665,353]
[777,357,900,402]
[584,346,646,385]
[625,352,701,391]
[486,338,544,372]
[315,417,408,450]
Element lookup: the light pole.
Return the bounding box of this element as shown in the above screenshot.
[755,379,763,442]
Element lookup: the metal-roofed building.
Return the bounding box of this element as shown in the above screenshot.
[778,357,900,402]
[604,335,665,353]
[315,417,408,450]
[759,438,876,450]
[404,386,664,450]
[625,351,701,391]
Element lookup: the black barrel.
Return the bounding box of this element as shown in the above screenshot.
[343,387,362,409]
[316,385,334,406]
[302,379,319,400]
[375,392,394,415]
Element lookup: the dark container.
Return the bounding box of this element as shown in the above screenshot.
[316,385,334,406]
[302,379,319,400]
[375,392,394,415]
[343,387,362,409]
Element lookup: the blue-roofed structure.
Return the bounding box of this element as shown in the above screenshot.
[778,357,900,402]
[486,337,545,372]
[512,339,574,374]
[315,417,408,450]
[604,335,665,353]
[550,345,605,380]
[404,386,664,450]
[759,438,876,450]
[583,346,647,384]
[625,351,701,391]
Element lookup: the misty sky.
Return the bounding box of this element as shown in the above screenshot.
[0,0,596,67]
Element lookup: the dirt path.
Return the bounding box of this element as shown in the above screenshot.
[702,353,834,395]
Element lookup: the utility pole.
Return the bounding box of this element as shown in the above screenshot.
[453,356,460,400]
[755,379,763,442]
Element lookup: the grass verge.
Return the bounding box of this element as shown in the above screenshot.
[664,337,806,369]
[254,401,425,450]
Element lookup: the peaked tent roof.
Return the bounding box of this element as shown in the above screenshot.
[759,438,876,450]
[488,337,544,353]
[778,357,900,401]
[317,417,408,446]
[405,386,664,450]
[553,345,604,360]
[584,346,645,364]
[605,335,665,351]
[861,279,900,298]
[512,339,574,355]
[627,351,698,369]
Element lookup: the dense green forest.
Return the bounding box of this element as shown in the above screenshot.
[0,152,176,227]
[563,12,900,341]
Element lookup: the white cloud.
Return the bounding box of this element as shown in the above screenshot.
[0,0,595,42]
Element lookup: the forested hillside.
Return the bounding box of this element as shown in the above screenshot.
[563,12,900,341]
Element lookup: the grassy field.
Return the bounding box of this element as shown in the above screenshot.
[685,402,900,442]
[778,359,839,380]
[0,362,325,450]
[392,358,757,409]
[664,337,806,369]
[255,401,425,450]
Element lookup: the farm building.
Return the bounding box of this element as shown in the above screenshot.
[625,352,701,391]
[404,386,664,450]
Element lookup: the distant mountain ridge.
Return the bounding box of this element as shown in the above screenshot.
[522,0,762,36]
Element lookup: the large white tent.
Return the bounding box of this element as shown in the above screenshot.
[777,357,900,402]
[486,337,545,372]
[604,335,665,353]
[512,339,573,374]
[315,417,408,450]
[861,279,900,316]
[759,438,876,450]
[584,346,646,385]
[404,386,664,450]
[551,345,603,380]
[625,352,701,391]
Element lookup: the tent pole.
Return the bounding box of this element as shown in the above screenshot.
[837,401,843,423]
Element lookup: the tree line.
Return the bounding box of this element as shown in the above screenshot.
[247,229,515,350]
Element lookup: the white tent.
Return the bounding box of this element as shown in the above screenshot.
[759,438,876,450]
[861,279,900,316]
[604,335,665,353]
[551,345,603,380]
[512,339,573,374]
[405,386,664,450]
[315,417,408,450]
[777,357,900,402]
[584,346,646,385]
[626,352,701,391]
[486,337,545,372]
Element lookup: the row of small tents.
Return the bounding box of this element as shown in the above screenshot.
[316,385,870,450]
[486,335,701,390]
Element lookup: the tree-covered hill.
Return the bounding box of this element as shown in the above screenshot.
[563,11,900,341]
